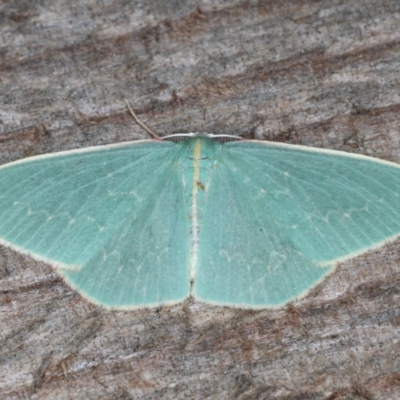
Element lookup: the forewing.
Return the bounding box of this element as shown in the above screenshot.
[195,141,400,307]
[0,141,191,308]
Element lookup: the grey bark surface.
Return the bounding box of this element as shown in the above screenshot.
[1,0,400,399]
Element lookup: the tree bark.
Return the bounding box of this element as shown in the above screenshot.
[1,0,399,398]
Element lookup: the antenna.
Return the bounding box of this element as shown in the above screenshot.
[124,99,161,139]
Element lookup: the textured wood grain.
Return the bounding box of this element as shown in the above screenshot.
[1,1,400,399]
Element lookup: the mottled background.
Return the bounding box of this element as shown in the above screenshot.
[1,1,399,399]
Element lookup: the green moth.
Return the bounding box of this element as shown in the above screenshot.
[0,134,399,309]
